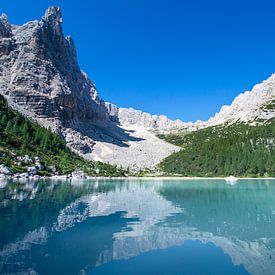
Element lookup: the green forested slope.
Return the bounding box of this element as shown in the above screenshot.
[159,122,275,177]
[0,95,125,176]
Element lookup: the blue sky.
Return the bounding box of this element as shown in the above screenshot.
[1,0,275,122]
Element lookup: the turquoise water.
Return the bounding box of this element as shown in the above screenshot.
[0,179,275,275]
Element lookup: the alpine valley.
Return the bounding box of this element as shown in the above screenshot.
[0,7,274,178]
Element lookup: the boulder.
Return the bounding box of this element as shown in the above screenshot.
[17,155,33,164]
[34,156,41,162]
[27,166,38,175]
[71,170,86,179]
[35,163,44,170]
[0,164,12,175]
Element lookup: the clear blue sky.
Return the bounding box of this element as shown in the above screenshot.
[1,0,275,122]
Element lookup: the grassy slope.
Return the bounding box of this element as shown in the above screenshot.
[159,122,275,177]
[0,95,126,176]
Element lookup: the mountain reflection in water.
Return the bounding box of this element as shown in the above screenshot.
[0,178,275,275]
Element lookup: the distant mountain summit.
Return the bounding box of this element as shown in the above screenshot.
[205,74,275,126]
[105,102,195,131]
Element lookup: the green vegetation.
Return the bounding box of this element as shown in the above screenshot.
[0,95,126,176]
[159,122,275,177]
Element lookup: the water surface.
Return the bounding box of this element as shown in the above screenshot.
[0,178,275,275]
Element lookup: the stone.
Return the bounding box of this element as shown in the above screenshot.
[0,164,12,175]
[71,170,86,179]
[48,165,56,173]
[0,6,187,169]
[0,6,111,153]
[17,155,33,163]
[0,14,12,38]
[19,173,29,178]
[27,166,38,175]
[35,163,44,171]
[34,156,41,162]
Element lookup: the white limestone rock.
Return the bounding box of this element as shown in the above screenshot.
[90,125,181,170]
[105,102,193,133]
[27,166,38,175]
[0,164,12,175]
[71,170,86,179]
[17,155,33,164]
[0,6,111,144]
[35,163,44,171]
[205,74,275,126]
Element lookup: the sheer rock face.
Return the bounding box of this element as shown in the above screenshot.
[0,14,12,38]
[0,7,109,131]
[0,7,115,156]
[0,7,181,168]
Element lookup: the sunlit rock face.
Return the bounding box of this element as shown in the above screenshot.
[0,7,114,156]
[0,7,109,126]
[205,74,275,126]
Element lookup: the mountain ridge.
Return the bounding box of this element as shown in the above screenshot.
[0,6,274,171]
[205,73,275,126]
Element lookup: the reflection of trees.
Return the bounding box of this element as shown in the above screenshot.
[158,180,275,241]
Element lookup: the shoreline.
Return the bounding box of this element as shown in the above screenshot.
[92,176,275,180]
[1,175,275,181]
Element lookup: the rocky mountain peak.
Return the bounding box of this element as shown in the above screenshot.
[0,13,12,38]
[41,6,63,35]
[0,6,113,154]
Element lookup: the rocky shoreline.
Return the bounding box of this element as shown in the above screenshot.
[1,155,274,182]
[0,153,89,180]
[1,170,274,182]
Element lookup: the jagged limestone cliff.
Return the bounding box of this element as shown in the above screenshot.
[0,7,180,170]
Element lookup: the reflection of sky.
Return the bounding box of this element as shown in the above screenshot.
[92,240,249,275]
[1,179,275,274]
